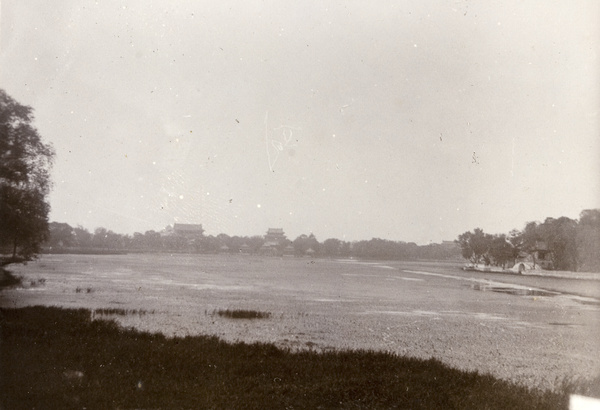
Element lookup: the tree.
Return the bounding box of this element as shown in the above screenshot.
[143,230,162,250]
[517,217,579,271]
[539,217,578,271]
[292,234,310,256]
[105,230,126,250]
[92,227,109,249]
[0,90,54,263]
[518,221,542,267]
[47,222,76,248]
[293,234,321,256]
[456,228,492,264]
[73,225,93,248]
[322,238,341,257]
[246,235,265,253]
[488,234,519,268]
[163,233,188,252]
[201,235,220,253]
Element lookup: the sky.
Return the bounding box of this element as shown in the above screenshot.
[1,1,598,244]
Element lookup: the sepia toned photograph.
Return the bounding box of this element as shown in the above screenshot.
[1,1,599,408]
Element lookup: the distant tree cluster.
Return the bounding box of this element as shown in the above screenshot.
[45,223,266,254]
[44,222,462,261]
[456,209,600,272]
[345,238,460,261]
[456,229,520,268]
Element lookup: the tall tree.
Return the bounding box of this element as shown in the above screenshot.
[517,221,542,267]
[47,222,76,248]
[0,90,54,262]
[456,228,492,264]
[539,217,579,271]
[488,234,519,268]
[322,238,341,257]
[292,234,321,256]
[73,225,93,248]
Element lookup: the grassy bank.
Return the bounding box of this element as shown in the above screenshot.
[0,306,574,409]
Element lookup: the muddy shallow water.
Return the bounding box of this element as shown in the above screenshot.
[2,254,599,391]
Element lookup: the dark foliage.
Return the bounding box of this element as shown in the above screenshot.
[0,306,572,409]
[0,90,54,261]
[0,268,22,287]
[457,209,600,272]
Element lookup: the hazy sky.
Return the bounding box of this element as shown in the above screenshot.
[1,1,598,244]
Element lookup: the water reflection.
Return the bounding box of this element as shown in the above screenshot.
[471,283,559,297]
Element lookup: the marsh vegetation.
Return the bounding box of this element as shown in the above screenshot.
[3,306,590,409]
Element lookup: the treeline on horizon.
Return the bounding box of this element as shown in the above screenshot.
[43,223,461,261]
[42,208,600,271]
[457,209,600,273]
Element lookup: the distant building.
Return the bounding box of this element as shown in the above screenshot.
[515,241,553,270]
[531,241,553,269]
[264,228,285,243]
[283,244,295,257]
[441,240,459,248]
[173,223,204,238]
[260,228,287,255]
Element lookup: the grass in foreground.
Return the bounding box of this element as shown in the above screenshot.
[0,306,581,409]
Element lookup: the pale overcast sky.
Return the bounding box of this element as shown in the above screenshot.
[1,1,598,244]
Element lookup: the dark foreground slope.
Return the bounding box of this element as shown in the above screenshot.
[0,306,575,409]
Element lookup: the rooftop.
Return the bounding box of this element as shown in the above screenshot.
[174,223,203,231]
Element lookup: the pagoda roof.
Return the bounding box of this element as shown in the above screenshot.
[174,223,203,231]
[266,228,284,234]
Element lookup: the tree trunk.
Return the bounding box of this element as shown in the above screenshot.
[12,237,18,259]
